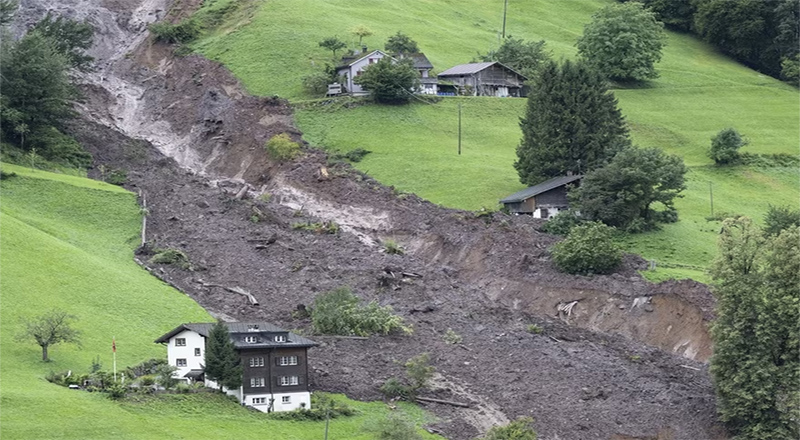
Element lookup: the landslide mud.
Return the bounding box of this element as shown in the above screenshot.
[15,0,727,437]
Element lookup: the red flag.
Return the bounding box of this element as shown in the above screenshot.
[112,337,116,353]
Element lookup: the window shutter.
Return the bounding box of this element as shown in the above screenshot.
[275,376,281,387]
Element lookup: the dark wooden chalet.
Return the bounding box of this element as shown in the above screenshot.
[500,175,582,218]
[437,62,527,97]
[155,322,317,412]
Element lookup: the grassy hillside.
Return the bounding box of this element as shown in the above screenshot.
[0,163,438,439]
[191,0,799,281]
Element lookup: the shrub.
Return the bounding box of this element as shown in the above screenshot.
[362,413,423,440]
[764,204,800,236]
[125,358,168,379]
[269,393,356,420]
[540,210,583,236]
[106,383,128,400]
[302,70,335,96]
[484,416,537,440]
[343,148,371,162]
[149,18,202,44]
[709,128,747,165]
[311,287,411,336]
[442,328,462,344]
[526,324,543,335]
[383,239,404,255]
[0,169,17,180]
[154,363,178,390]
[379,377,411,399]
[265,133,301,161]
[149,248,190,269]
[379,353,435,401]
[551,222,622,275]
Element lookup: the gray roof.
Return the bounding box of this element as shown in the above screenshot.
[438,62,496,76]
[155,322,318,348]
[407,53,433,69]
[500,175,583,204]
[336,49,391,70]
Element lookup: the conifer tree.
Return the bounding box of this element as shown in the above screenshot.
[514,59,630,186]
[203,321,242,391]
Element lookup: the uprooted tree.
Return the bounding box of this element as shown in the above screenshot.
[18,309,81,361]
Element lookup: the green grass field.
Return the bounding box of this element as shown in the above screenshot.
[0,163,439,439]
[191,0,799,282]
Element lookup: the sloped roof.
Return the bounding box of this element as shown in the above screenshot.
[438,62,496,76]
[336,49,391,70]
[155,322,318,348]
[500,175,583,204]
[406,53,433,69]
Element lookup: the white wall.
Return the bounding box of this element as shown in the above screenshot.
[166,330,205,379]
[244,392,312,413]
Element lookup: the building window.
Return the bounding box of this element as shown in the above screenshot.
[274,335,286,342]
[176,359,187,367]
[249,357,265,367]
[174,338,186,346]
[282,396,291,404]
[280,376,299,386]
[250,377,266,387]
[252,397,267,405]
[245,336,258,343]
[247,324,259,331]
[194,348,201,356]
[279,356,298,366]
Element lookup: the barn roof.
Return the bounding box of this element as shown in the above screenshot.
[499,175,583,204]
[155,322,318,348]
[438,61,527,79]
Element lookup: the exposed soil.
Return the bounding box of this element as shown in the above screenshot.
[20,0,729,438]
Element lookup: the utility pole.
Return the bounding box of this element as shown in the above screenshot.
[709,181,714,217]
[458,102,462,155]
[502,0,509,39]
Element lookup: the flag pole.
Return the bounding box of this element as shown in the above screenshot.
[113,336,117,382]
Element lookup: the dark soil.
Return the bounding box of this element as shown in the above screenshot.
[54,0,727,437]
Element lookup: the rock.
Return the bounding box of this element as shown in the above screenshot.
[196,200,210,208]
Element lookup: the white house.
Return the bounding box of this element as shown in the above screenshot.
[155,322,318,413]
[336,49,393,95]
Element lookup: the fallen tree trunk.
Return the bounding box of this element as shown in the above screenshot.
[197,280,259,305]
[415,396,470,408]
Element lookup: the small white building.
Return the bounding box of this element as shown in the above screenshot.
[155,322,318,413]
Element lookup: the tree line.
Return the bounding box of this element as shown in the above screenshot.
[619,0,800,84]
[0,2,96,167]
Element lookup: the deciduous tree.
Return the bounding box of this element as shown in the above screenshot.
[515,59,630,186]
[350,25,373,47]
[571,146,686,231]
[478,37,550,80]
[18,309,81,361]
[577,1,666,81]
[354,57,419,104]
[203,321,242,391]
[710,219,799,439]
[318,36,346,58]
[551,222,622,275]
[384,31,418,54]
[708,127,747,165]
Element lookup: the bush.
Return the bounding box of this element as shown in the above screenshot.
[0,169,17,180]
[269,393,356,420]
[106,383,128,400]
[379,377,411,400]
[362,413,423,440]
[149,248,190,269]
[764,205,800,236]
[383,239,404,255]
[149,18,202,44]
[442,328,462,344]
[484,416,537,440]
[342,148,371,162]
[155,363,178,390]
[526,324,543,334]
[380,353,435,401]
[540,210,583,236]
[709,128,747,165]
[265,133,301,161]
[551,222,622,275]
[125,358,168,379]
[311,287,411,336]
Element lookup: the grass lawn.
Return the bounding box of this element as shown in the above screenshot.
[0,165,439,439]
[193,0,799,282]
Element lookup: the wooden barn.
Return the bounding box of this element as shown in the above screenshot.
[500,175,582,218]
[437,62,527,97]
